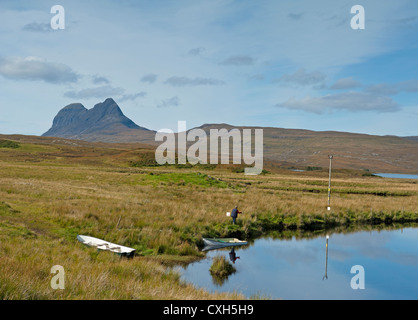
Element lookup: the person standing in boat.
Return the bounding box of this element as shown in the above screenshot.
[230,206,242,224]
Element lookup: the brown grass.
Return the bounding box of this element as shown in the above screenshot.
[0,135,417,299]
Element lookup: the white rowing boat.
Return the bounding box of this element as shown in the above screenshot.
[77,235,135,257]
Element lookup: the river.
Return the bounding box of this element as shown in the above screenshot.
[177,227,418,299]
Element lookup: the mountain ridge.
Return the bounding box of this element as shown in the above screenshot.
[41,98,418,173]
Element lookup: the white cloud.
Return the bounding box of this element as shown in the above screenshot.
[141,74,158,84]
[220,55,256,66]
[64,86,124,99]
[275,68,326,87]
[365,80,418,95]
[366,83,400,95]
[22,22,51,32]
[276,92,400,114]
[0,56,79,84]
[119,92,147,102]
[399,80,418,92]
[329,77,362,90]
[188,47,206,56]
[164,76,224,86]
[91,75,110,85]
[64,85,146,102]
[288,13,304,20]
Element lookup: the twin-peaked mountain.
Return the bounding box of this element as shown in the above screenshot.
[43,98,155,143]
[43,98,418,173]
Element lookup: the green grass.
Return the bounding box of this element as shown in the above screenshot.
[142,171,229,188]
[0,202,19,216]
[258,185,415,197]
[0,222,37,239]
[0,140,20,149]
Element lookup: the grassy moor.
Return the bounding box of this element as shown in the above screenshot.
[0,134,417,299]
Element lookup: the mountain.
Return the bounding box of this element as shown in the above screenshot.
[43,98,418,173]
[43,98,155,143]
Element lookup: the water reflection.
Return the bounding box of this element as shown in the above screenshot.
[211,272,228,286]
[229,248,240,264]
[209,248,242,286]
[179,226,418,299]
[323,235,329,280]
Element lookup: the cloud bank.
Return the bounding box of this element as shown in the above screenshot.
[220,55,256,66]
[164,76,224,86]
[276,92,400,114]
[0,56,79,84]
[64,86,146,102]
[275,68,327,87]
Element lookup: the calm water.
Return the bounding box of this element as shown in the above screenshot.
[178,227,418,299]
[375,173,418,179]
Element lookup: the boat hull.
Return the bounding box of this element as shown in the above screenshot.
[77,235,135,257]
[202,238,247,251]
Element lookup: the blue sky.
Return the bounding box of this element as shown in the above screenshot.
[0,0,417,136]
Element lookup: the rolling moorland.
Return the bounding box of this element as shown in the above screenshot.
[42,98,418,174]
[0,134,417,299]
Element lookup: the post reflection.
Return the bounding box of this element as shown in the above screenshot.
[323,235,329,280]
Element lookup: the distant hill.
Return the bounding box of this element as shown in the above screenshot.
[43,98,155,143]
[403,136,418,142]
[41,98,418,174]
[193,124,418,174]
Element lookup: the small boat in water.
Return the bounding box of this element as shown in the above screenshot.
[202,237,247,251]
[77,235,135,257]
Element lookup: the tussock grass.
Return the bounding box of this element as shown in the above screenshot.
[209,255,236,278]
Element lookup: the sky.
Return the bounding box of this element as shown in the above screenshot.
[0,0,417,136]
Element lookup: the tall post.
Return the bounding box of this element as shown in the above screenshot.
[327,155,333,211]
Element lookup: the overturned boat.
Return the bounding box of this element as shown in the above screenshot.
[202,237,248,251]
[77,235,135,257]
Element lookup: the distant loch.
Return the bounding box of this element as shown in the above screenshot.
[375,173,418,179]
